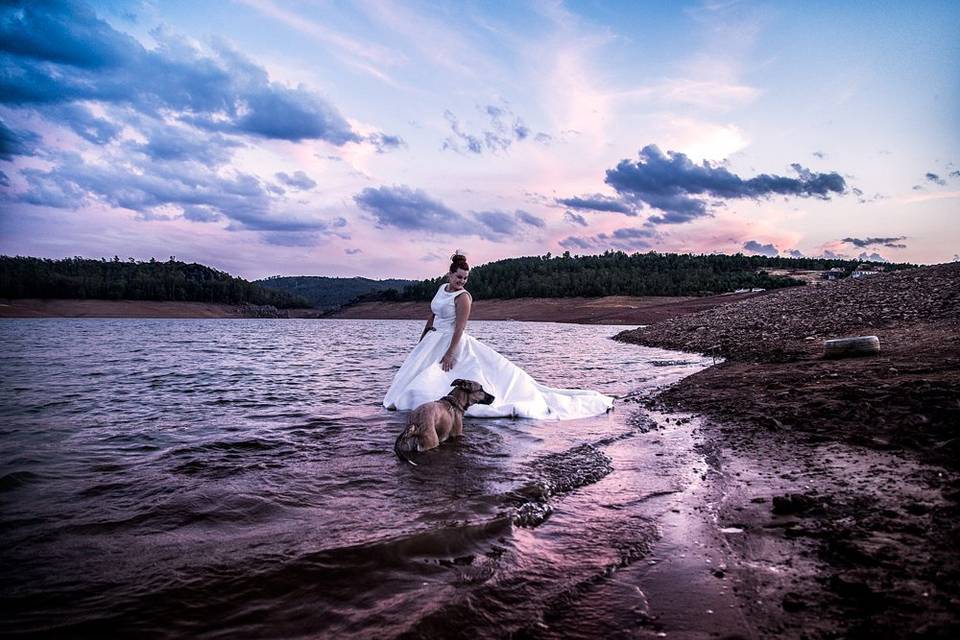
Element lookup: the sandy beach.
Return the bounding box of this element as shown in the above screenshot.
[616,262,960,637]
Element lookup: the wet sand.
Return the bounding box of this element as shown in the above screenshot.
[616,262,960,638]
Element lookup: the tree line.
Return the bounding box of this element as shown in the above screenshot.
[360,251,917,301]
[255,275,415,311]
[0,256,310,308]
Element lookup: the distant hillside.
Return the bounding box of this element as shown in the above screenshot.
[255,275,415,310]
[0,256,310,308]
[364,251,916,301]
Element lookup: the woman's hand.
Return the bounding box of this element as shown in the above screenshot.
[440,353,456,371]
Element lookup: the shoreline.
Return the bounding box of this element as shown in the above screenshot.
[0,292,762,323]
[615,262,960,637]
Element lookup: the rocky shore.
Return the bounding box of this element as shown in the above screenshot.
[616,262,960,638]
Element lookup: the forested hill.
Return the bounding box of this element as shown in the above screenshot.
[0,256,310,308]
[365,252,916,301]
[254,276,414,311]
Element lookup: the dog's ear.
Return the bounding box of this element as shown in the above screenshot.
[451,379,465,388]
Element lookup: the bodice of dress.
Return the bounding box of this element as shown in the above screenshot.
[430,283,468,332]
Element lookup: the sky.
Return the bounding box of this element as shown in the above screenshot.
[1,0,958,280]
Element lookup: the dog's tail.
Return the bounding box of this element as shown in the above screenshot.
[394,425,419,466]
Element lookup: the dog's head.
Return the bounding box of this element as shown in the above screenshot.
[450,379,495,406]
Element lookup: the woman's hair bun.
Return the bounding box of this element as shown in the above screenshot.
[448,249,470,272]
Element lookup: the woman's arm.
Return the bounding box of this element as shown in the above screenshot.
[418,312,436,342]
[440,293,471,371]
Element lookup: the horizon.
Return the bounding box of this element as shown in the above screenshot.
[1,1,958,280]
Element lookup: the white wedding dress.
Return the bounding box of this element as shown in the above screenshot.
[383,283,614,419]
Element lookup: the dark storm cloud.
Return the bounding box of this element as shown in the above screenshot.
[925,172,946,186]
[0,2,365,145]
[742,240,779,257]
[563,211,589,227]
[0,169,9,187]
[275,171,317,191]
[603,144,847,224]
[841,236,907,249]
[0,118,40,160]
[555,194,636,215]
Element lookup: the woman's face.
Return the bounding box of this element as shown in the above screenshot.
[448,268,469,290]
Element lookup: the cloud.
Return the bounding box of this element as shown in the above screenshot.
[516,210,546,228]
[812,151,826,159]
[742,240,779,257]
[785,249,804,258]
[354,185,468,234]
[345,248,362,255]
[42,103,122,145]
[472,209,545,239]
[0,118,40,160]
[441,104,546,155]
[556,194,636,215]
[473,210,517,237]
[925,172,946,186]
[126,122,241,166]
[275,170,317,190]
[857,252,888,263]
[0,170,9,187]
[559,227,658,252]
[563,211,589,227]
[821,249,848,259]
[603,144,847,224]
[442,110,482,154]
[0,2,364,145]
[841,236,907,249]
[951,170,960,179]
[353,186,542,242]
[181,205,221,223]
[15,150,342,239]
[367,132,405,153]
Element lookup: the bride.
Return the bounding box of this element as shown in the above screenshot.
[383,251,614,419]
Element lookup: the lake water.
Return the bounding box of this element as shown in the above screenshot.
[1,319,713,638]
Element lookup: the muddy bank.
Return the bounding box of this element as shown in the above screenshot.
[329,292,760,325]
[617,262,960,638]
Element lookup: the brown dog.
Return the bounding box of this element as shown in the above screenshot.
[394,379,495,465]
